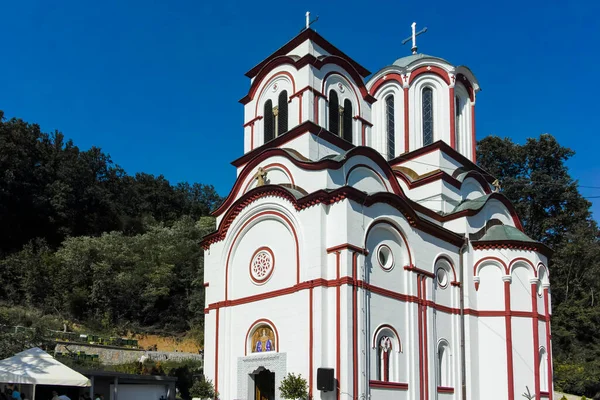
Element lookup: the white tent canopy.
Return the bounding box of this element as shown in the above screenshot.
[0,347,91,386]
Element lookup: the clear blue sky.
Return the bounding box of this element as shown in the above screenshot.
[2,0,599,218]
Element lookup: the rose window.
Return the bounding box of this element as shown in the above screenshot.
[250,248,274,284]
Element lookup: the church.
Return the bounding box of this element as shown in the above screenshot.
[202,19,554,400]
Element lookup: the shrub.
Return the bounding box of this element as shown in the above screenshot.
[279,373,308,400]
[189,377,217,399]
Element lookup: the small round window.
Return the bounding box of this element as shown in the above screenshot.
[377,244,394,271]
[436,268,449,288]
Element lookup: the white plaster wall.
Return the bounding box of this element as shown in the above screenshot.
[477,317,508,399]
[229,218,296,299]
[368,293,410,383]
[512,317,535,396]
[510,265,534,312]
[370,388,410,400]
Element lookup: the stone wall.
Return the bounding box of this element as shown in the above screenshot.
[54,342,203,366]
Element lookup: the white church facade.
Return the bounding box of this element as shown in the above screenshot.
[202,23,554,400]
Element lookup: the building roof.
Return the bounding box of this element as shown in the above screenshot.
[477,225,536,243]
[393,53,450,68]
[244,28,371,78]
[452,195,491,213]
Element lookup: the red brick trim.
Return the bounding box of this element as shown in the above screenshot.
[369,381,409,390]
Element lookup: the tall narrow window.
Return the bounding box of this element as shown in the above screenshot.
[278,91,288,135]
[455,95,461,153]
[539,348,548,391]
[264,99,274,143]
[422,87,434,146]
[438,342,451,387]
[386,95,395,159]
[343,99,353,143]
[328,90,339,135]
[378,336,392,382]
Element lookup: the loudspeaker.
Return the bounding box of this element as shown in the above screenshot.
[317,368,335,392]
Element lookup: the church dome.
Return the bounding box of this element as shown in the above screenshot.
[392,53,450,68]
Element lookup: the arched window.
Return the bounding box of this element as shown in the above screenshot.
[385,95,395,159]
[372,324,400,382]
[422,87,434,146]
[455,95,461,152]
[278,91,288,136]
[264,99,274,143]
[328,90,339,135]
[378,336,392,382]
[343,99,353,143]
[539,347,548,391]
[437,341,451,388]
[250,324,276,353]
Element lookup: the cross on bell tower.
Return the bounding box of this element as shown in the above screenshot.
[402,22,428,54]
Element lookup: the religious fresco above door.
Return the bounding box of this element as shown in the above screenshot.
[251,325,276,353]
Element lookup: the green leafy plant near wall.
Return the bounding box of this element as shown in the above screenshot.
[189,377,218,399]
[279,373,308,400]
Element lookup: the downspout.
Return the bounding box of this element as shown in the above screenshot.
[459,237,469,400]
[363,256,370,400]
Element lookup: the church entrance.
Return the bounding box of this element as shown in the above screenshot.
[252,367,275,400]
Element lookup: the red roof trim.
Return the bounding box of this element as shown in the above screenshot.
[394,168,491,194]
[230,121,353,168]
[245,28,370,79]
[203,185,465,249]
[472,240,553,258]
[389,140,495,184]
[456,74,475,101]
[241,54,375,106]
[221,141,406,216]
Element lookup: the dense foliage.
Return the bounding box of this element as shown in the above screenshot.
[278,373,308,400]
[0,111,220,333]
[477,135,600,398]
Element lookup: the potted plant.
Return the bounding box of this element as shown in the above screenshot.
[190,376,218,400]
[279,373,308,400]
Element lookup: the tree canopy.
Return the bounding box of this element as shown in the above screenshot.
[477,135,600,397]
[0,110,220,334]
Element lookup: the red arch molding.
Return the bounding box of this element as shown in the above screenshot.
[473,256,509,277]
[244,318,280,356]
[240,54,376,106]
[364,220,414,266]
[252,71,297,116]
[223,210,300,300]
[321,71,363,114]
[371,323,402,351]
[408,65,451,85]
[509,257,537,277]
[219,144,406,216]
[242,162,296,193]
[345,163,391,192]
[434,255,458,285]
[202,185,465,250]
[456,75,475,101]
[368,73,404,96]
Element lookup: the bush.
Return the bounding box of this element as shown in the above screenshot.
[279,373,308,400]
[189,377,217,399]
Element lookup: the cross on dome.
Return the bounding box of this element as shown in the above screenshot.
[402,22,428,54]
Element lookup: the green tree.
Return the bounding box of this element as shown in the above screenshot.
[477,134,600,397]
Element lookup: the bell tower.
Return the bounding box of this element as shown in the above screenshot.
[237,20,374,168]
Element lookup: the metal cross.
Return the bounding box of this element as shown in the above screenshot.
[302,11,319,32]
[402,22,428,55]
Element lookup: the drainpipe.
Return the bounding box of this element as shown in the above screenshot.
[363,256,370,400]
[459,237,469,400]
